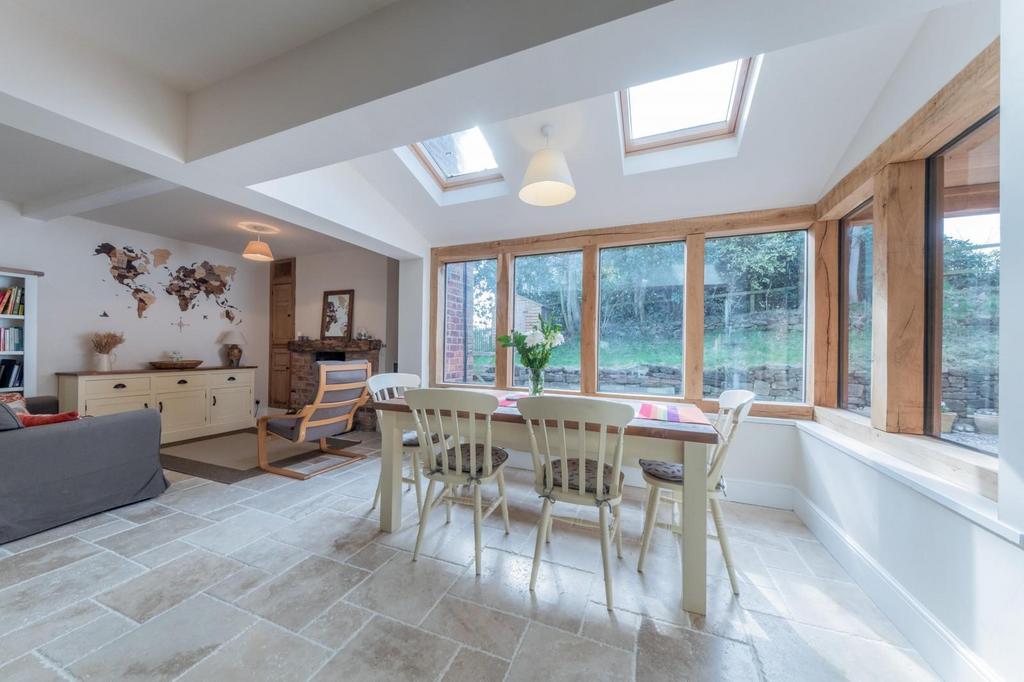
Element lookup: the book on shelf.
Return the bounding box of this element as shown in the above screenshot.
[0,358,22,388]
[0,286,24,315]
[0,326,23,351]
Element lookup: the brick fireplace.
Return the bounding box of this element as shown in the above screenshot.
[287,338,382,430]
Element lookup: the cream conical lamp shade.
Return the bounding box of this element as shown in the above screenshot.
[519,148,576,207]
[242,239,274,261]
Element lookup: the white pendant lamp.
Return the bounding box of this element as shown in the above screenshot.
[239,222,278,262]
[519,125,576,207]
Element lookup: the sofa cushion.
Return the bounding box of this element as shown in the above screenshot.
[0,392,23,404]
[0,402,23,431]
[18,411,80,427]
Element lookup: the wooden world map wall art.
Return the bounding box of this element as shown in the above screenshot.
[93,243,242,323]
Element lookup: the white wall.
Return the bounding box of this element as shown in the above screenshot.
[293,246,398,370]
[397,257,429,381]
[0,201,269,403]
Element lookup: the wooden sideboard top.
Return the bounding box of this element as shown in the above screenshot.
[56,366,257,377]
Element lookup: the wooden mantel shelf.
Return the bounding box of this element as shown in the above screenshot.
[56,365,257,377]
[287,339,382,352]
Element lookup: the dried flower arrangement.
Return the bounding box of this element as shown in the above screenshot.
[90,332,125,355]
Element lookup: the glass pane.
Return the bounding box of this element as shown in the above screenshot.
[598,242,685,395]
[443,259,497,384]
[418,127,498,178]
[627,60,740,140]
[513,251,583,390]
[704,231,807,402]
[934,115,999,455]
[841,202,874,416]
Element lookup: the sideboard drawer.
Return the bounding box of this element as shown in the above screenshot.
[208,371,253,388]
[84,395,151,416]
[83,377,151,397]
[153,373,207,392]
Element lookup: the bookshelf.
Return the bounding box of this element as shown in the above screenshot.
[0,267,40,396]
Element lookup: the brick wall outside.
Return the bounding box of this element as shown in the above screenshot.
[444,262,468,383]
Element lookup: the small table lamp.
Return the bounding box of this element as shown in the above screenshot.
[220,330,248,367]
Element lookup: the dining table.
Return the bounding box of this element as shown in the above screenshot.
[372,388,721,615]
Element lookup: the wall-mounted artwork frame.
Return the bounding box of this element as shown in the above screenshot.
[320,289,354,341]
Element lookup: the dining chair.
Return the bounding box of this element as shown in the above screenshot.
[256,360,371,480]
[368,373,430,514]
[636,389,755,595]
[406,388,511,575]
[517,395,635,610]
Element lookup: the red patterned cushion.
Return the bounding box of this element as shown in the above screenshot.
[17,411,80,427]
[0,392,23,404]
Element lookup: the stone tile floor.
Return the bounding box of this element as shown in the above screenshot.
[0,431,937,681]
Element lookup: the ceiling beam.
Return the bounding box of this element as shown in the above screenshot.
[22,173,175,221]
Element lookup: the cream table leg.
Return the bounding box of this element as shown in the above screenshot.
[682,440,709,615]
[379,411,404,532]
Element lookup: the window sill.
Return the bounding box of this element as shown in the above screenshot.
[798,416,1021,546]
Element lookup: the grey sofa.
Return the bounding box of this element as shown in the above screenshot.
[0,399,168,544]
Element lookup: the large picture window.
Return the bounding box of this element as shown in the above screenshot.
[928,113,999,456]
[598,241,686,395]
[839,201,874,416]
[513,251,583,390]
[442,259,497,385]
[704,231,807,402]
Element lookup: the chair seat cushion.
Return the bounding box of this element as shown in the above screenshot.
[639,459,684,483]
[402,430,442,448]
[435,443,509,474]
[545,459,623,495]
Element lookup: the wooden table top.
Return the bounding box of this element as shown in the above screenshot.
[374,389,720,445]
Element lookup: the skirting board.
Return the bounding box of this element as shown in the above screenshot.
[794,491,999,682]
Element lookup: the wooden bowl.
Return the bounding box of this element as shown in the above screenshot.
[148,360,204,370]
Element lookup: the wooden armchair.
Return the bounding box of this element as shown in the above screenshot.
[257,360,371,480]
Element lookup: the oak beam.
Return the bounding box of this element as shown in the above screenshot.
[580,245,599,395]
[684,234,706,400]
[811,221,840,408]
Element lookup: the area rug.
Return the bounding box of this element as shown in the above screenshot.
[160,428,361,484]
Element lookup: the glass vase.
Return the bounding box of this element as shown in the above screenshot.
[528,367,545,396]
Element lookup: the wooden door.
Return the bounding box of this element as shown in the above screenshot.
[271,284,294,345]
[269,258,295,408]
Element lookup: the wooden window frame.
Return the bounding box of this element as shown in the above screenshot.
[837,200,874,414]
[620,58,752,155]
[409,142,503,191]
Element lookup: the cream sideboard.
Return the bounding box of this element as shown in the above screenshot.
[57,366,256,444]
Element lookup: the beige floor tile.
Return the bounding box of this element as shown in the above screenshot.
[443,648,509,681]
[37,612,136,667]
[0,514,117,553]
[239,478,340,514]
[0,536,100,590]
[0,601,104,667]
[507,621,633,682]
[133,540,195,568]
[378,511,508,566]
[348,552,463,625]
[747,611,937,681]
[333,472,383,500]
[449,549,594,633]
[721,501,817,540]
[72,518,138,542]
[108,500,175,525]
[206,565,272,602]
[177,620,330,682]
[231,537,311,574]
[184,508,291,555]
[0,653,65,682]
[312,616,458,682]
[345,542,398,571]
[202,504,250,522]
[757,545,813,575]
[231,473,292,493]
[69,595,253,682]
[0,552,143,637]
[97,549,241,622]
[580,600,642,651]
[790,537,852,582]
[272,509,381,562]
[636,618,758,682]
[421,594,528,658]
[301,601,374,649]
[159,481,258,516]
[96,512,212,558]
[237,555,369,631]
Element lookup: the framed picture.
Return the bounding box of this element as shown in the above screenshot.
[320,289,354,340]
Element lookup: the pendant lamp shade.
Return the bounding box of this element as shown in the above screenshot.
[243,238,274,261]
[519,148,576,207]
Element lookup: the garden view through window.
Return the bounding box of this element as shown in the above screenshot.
[840,201,874,417]
[442,259,496,385]
[598,241,685,395]
[704,231,807,402]
[513,251,583,390]
[929,113,999,456]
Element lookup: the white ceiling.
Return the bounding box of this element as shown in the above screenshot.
[13,0,398,91]
[345,16,925,246]
[80,187,354,258]
[0,123,137,205]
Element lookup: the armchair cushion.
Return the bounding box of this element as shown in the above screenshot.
[266,416,301,441]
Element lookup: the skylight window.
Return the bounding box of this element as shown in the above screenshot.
[411,126,502,190]
[621,59,752,154]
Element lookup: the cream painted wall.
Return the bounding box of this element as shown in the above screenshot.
[293,246,398,371]
[0,201,270,404]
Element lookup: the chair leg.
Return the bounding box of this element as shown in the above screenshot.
[410,452,423,515]
[413,478,437,562]
[472,483,483,576]
[530,498,553,592]
[711,498,740,596]
[444,484,453,524]
[612,504,623,559]
[599,504,614,610]
[638,484,660,573]
[545,512,554,544]
[496,470,511,534]
[371,471,382,510]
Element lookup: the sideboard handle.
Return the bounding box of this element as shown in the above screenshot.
[177,379,188,385]
[227,376,236,382]
[144,402,149,409]
[212,395,218,406]
[158,401,163,413]
[113,383,127,389]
